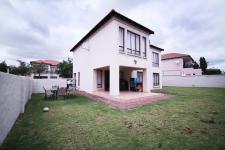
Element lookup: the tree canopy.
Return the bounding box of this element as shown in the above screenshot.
[200,57,207,74]
[0,61,8,72]
[31,63,46,78]
[10,60,31,76]
[58,58,73,78]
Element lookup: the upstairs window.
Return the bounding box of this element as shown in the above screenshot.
[119,27,125,52]
[127,30,140,56]
[142,37,146,57]
[152,52,159,67]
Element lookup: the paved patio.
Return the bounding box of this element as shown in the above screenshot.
[76,90,174,109]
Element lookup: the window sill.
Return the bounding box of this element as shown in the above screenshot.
[127,53,142,58]
[143,56,147,59]
[153,85,160,88]
[119,51,126,54]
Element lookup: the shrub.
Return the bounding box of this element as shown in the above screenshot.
[206,69,221,75]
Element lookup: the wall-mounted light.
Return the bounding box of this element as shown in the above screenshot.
[134,59,137,64]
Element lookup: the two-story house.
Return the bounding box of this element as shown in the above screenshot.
[70,10,163,96]
[161,53,202,76]
[30,60,60,79]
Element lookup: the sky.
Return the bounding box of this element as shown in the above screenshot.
[0,0,225,70]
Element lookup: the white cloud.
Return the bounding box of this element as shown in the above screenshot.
[0,0,225,70]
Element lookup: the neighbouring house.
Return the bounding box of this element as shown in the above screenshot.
[30,60,60,79]
[70,9,163,96]
[161,53,202,76]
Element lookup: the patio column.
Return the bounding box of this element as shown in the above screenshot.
[143,68,151,93]
[110,65,119,96]
[93,69,97,91]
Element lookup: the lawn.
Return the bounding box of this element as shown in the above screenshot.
[1,87,225,150]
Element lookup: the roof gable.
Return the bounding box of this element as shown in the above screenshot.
[150,44,164,51]
[70,9,154,52]
[161,53,190,60]
[30,60,59,66]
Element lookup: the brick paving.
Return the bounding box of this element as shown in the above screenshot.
[75,91,175,109]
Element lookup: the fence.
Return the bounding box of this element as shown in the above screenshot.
[163,75,225,88]
[32,78,67,93]
[0,72,32,145]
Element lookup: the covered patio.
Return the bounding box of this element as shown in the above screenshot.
[93,65,151,96]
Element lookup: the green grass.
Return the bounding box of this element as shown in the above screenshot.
[1,87,225,150]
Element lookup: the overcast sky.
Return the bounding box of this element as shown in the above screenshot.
[0,0,225,70]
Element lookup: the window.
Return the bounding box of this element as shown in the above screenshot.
[78,72,80,86]
[119,27,125,52]
[50,76,57,79]
[127,30,141,56]
[74,73,76,86]
[137,71,143,83]
[152,52,159,67]
[153,73,159,86]
[97,70,102,88]
[142,37,146,57]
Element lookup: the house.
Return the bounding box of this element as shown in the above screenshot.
[161,53,202,76]
[30,60,60,79]
[70,9,163,96]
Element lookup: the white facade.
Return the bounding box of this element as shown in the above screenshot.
[72,12,162,95]
[162,58,202,76]
[31,64,59,79]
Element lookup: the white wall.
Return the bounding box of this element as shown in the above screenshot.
[73,18,117,93]
[162,58,183,71]
[151,47,162,89]
[163,75,225,88]
[162,58,202,76]
[0,72,32,145]
[73,17,158,94]
[182,68,202,76]
[32,78,67,93]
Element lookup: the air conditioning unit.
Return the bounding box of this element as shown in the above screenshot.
[175,60,180,65]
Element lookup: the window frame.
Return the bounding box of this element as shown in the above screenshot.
[127,30,141,56]
[119,27,125,52]
[142,37,147,58]
[97,70,102,88]
[137,71,143,83]
[153,73,160,87]
[152,52,159,67]
[78,72,80,86]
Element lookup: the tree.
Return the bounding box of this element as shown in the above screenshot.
[205,68,221,75]
[31,63,46,78]
[0,61,8,72]
[193,61,199,69]
[10,60,31,76]
[58,58,73,78]
[200,57,207,74]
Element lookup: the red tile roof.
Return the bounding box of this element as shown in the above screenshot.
[30,60,59,65]
[161,53,189,60]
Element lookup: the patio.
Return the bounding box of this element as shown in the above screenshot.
[76,90,174,109]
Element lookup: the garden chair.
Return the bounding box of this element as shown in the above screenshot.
[58,87,67,99]
[67,86,75,96]
[43,87,54,100]
[52,85,59,99]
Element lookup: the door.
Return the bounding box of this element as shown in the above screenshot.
[104,70,110,91]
